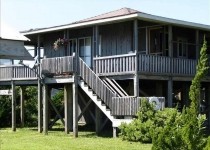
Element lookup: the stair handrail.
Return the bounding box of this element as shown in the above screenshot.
[78,57,118,108]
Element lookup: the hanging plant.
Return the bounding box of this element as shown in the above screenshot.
[53,38,69,50]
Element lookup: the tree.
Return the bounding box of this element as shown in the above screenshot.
[152,38,208,150]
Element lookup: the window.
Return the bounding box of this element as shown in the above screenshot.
[177,38,187,58]
[79,37,91,66]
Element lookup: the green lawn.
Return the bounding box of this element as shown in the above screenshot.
[0,128,152,150]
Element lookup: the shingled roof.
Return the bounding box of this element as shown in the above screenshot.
[75,7,139,24]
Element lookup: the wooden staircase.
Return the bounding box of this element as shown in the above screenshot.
[78,58,132,127]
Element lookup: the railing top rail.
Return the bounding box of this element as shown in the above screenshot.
[0,64,27,68]
[93,53,136,60]
[43,56,74,60]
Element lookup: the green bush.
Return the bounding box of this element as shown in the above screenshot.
[204,137,210,150]
[152,37,208,150]
[119,99,179,143]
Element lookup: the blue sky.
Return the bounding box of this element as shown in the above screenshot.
[1,0,210,31]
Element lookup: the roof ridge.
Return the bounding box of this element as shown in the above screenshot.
[74,7,139,23]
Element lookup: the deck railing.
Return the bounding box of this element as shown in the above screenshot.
[94,53,198,76]
[41,56,74,75]
[138,54,171,74]
[111,96,165,116]
[0,65,37,80]
[111,96,141,116]
[94,53,136,75]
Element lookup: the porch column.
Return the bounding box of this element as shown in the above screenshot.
[37,34,43,133]
[64,84,73,134]
[43,84,49,135]
[95,106,102,135]
[11,81,16,132]
[73,77,78,137]
[168,25,173,107]
[146,27,149,54]
[133,19,139,97]
[20,86,25,128]
[168,25,173,57]
[93,25,99,57]
[167,78,173,107]
[195,30,200,60]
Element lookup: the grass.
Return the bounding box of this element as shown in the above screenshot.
[0,128,152,150]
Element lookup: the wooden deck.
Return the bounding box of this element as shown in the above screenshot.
[94,53,197,76]
[0,54,199,82]
[0,65,37,81]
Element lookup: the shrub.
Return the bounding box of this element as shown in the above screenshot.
[119,99,179,143]
[152,38,208,150]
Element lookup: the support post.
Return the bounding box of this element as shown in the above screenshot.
[167,78,173,107]
[20,86,25,128]
[37,34,43,133]
[133,19,139,97]
[11,81,16,131]
[73,79,78,137]
[113,127,117,138]
[64,84,73,134]
[43,84,49,135]
[95,106,102,135]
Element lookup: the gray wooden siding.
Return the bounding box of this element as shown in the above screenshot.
[43,31,66,58]
[99,21,133,56]
[43,28,93,58]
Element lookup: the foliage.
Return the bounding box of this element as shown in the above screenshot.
[22,86,38,126]
[152,38,208,150]
[0,86,38,127]
[119,99,180,143]
[53,38,69,50]
[204,137,210,150]
[49,89,64,119]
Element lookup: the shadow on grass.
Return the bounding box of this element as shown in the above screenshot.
[26,123,113,138]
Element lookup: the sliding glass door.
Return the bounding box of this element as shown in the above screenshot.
[79,37,91,66]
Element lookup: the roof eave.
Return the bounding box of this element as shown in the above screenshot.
[22,13,139,35]
[137,13,210,31]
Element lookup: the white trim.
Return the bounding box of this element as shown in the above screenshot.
[23,14,138,35]
[137,13,210,31]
